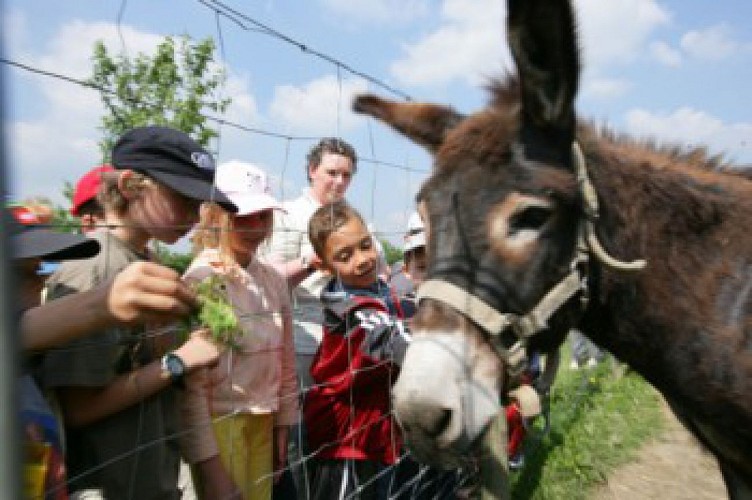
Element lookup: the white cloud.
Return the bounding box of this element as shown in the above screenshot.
[649,40,682,67]
[575,0,671,67]
[390,0,671,88]
[269,75,368,135]
[681,24,739,61]
[8,118,101,205]
[320,0,429,24]
[624,107,752,162]
[5,21,153,202]
[222,72,259,124]
[27,21,163,78]
[390,0,505,87]
[6,19,257,203]
[583,78,631,99]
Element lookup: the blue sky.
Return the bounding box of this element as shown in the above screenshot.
[3,0,752,247]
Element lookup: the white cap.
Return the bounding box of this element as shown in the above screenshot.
[404,211,426,253]
[215,160,285,216]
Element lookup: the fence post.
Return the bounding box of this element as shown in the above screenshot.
[478,411,510,499]
[0,16,24,499]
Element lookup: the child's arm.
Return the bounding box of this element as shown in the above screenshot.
[264,249,321,289]
[177,314,241,499]
[21,261,197,352]
[276,298,299,426]
[350,306,411,366]
[312,302,411,396]
[56,329,221,428]
[272,425,290,484]
[272,296,296,483]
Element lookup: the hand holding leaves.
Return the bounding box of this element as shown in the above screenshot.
[181,275,240,350]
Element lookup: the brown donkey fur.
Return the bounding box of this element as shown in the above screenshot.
[354,0,752,497]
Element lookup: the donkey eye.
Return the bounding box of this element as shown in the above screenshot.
[509,206,552,233]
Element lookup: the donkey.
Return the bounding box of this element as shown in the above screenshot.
[353,0,752,497]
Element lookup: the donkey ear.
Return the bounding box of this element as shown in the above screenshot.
[353,94,464,154]
[507,0,579,154]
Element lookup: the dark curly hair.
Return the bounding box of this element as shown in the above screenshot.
[306,137,358,182]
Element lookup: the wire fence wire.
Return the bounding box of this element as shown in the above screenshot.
[28,220,480,499]
[26,220,601,500]
[42,311,457,497]
[14,3,475,499]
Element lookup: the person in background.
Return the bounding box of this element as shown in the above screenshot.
[365,221,391,282]
[265,138,358,384]
[263,138,358,495]
[10,207,101,500]
[181,162,297,500]
[389,211,426,298]
[569,329,605,370]
[303,201,412,499]
[70,165,114,233]
[39,126,232,499]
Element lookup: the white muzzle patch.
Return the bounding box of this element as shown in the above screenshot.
[392,334,501,466]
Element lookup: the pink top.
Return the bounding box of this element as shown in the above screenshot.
[180,248,298,463]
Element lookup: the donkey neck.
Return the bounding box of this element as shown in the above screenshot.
[576,135,752,383]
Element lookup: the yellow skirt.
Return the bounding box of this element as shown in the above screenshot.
[194,413,273,500]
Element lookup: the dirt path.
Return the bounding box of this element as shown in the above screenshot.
[589,401,726,500]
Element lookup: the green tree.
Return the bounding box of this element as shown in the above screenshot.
[152,242,193,274]
[380,238,403,266]
[89,35,230,159]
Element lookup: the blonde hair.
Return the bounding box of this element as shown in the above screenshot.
[98,170,152,215]
[191,202,237,266]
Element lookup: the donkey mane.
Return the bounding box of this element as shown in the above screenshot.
[487,76,739,176]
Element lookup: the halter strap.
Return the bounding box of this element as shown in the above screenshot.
[417,280,514,335]
[417,257,587,376]
[415,141,646,378]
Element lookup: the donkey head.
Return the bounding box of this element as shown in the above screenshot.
[354,0,583,466]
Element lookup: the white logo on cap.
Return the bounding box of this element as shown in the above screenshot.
[191,152,216,171]
[246,172,269,194]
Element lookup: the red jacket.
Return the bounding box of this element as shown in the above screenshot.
[304,283,412,464]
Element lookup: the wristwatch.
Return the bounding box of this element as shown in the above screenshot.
[160,352,186,388]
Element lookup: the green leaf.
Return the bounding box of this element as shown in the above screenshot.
[182,275,241,350]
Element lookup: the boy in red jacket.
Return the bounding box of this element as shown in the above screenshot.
[303,201,414,499]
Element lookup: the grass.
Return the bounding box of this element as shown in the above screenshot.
[509,350,665,499]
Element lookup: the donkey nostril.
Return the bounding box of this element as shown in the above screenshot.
[420,407,452,438]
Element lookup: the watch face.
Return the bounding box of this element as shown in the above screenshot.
[166,354,185,377]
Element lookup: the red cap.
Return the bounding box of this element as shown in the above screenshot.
[71,165,114,216]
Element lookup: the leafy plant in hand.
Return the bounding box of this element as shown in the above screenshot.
[182,275,240,350]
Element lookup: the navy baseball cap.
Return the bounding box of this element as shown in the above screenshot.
[112,126,238,213]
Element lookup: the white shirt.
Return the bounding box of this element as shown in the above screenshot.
[264,189,329,355]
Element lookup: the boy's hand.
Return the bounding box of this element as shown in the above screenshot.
[273,426,290,484]
[105,261,197,325]
[174,328,223,372]
[195,455,242,500]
